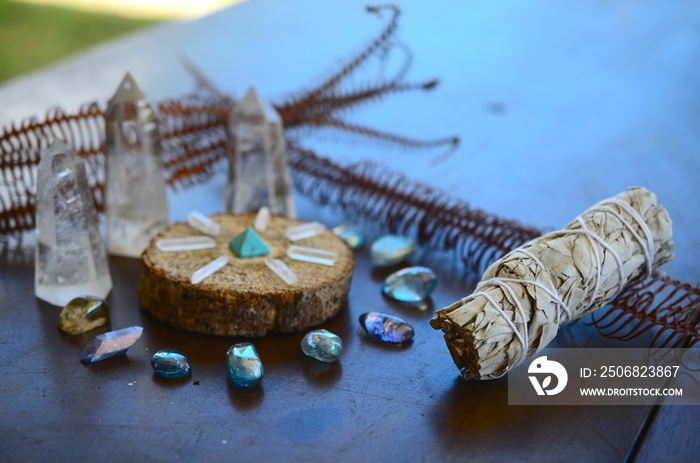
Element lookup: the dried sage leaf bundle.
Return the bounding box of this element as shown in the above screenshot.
[430,187,674,379]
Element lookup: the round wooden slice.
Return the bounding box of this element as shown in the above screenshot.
[139,213,354,337]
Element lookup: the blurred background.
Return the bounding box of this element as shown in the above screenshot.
[0,0,241,82]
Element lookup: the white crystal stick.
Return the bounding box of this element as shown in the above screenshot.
[254,207,271,232]
[287,245,337,266]
[191,255,229,285]
[286,222,326,241]
[187,211,220,236]
[223,87,296,218]
[35,140,113,306]
[156,236,216,252]
[105,72,170,258]
[265,258,298,285]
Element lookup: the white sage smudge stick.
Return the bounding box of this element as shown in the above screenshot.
[430,187,674,380]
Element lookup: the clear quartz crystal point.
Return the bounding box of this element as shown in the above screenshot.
[223,87,296,218]
[285,222,326,241]
[187,211,220,236]
[264,258,297,284]
[287,245,337,266]
[155,236,216,252]
[191,255,228,285]
[254,207,270,232]
[105,72,170,257]
[35,139,112,306]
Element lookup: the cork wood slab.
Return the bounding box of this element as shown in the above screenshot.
[139,213,354,337]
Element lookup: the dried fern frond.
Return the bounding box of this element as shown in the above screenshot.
[591,272,700,348]
[0,103,105,234]
[287,143,541,272]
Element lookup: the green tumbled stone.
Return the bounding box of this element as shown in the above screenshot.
[228,227,270,258]
[58,296,110,335]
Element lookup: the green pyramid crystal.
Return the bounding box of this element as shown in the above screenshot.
[229,227,270,258]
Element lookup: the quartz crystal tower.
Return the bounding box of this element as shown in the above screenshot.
[105,72,169,257]
[35,140,112,306]
[224,87,296,217]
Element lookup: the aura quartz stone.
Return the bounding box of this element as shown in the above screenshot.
[151,349,192,378]
[227,342,264,387]
[229,227,270,258]
[35,140,112,306]
[301,329,343,363]
[224,87,296,218]
[382,266,437,304]
[191,255,229,284]
[187,211,220,236]
[81,326,143,363]
[58,296,110,335]
[370,235,416,267]
[105,72,170,257]
[359,312,414,344]
[332,224,365,250]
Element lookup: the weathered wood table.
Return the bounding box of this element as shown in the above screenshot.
[1,1,698,461]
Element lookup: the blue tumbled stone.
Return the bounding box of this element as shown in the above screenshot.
[359,312,414,344]
[301,329,343,363]
[227,342,264,387]
[382,266,437,304]
[151,348,192,378]
[370,235,416,267]
[332,224,366,250]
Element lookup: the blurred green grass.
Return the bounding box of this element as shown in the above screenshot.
[0,0,158,82]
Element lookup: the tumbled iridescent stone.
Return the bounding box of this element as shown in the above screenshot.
[81,326,143,363]
[359,312,414,344]
[227,342,264,387]
[58,296,109,335]
[370,235,416,267]
[332,224,365,250]
[382,266,437,305]
[151,349,192,378]
[301,329,343,363]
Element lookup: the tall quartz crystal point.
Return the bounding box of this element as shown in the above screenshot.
[35,140,112,306]
[224,86,296,218]
[105,72,170,257]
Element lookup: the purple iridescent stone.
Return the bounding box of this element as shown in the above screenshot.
[359,312,414,344]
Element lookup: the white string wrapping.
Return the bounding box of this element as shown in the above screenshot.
[432,187,674,380]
